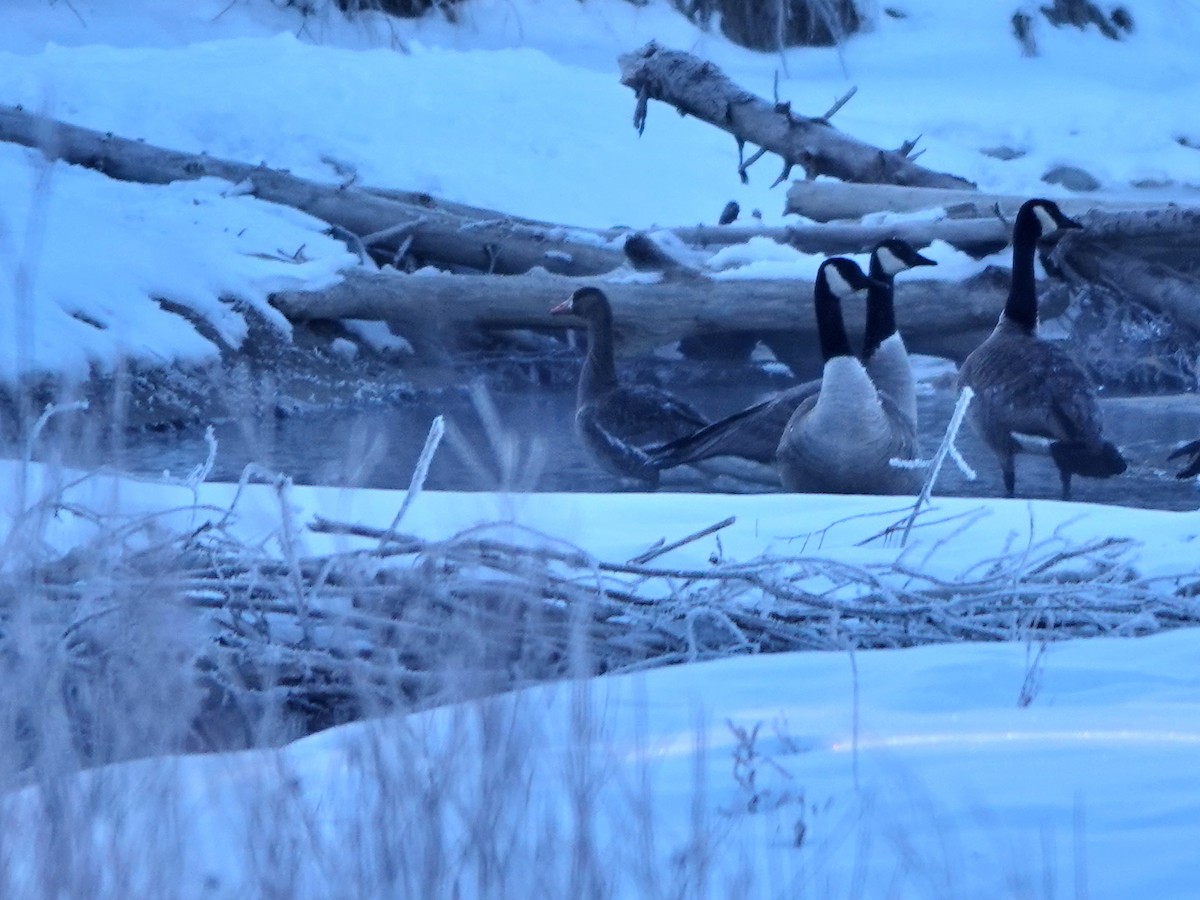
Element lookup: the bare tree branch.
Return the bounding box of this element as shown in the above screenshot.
[618,43,975,190]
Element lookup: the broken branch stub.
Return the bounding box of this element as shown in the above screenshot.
[617,42,975,191]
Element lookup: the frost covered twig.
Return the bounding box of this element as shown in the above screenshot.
[893,386,976,546]
[379,415,445,552]
[629,516,736,565]
[24,400,89,463]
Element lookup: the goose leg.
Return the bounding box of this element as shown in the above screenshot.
[999,443,1017,498]
[1058,466,1073,501]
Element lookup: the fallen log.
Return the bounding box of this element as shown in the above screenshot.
[270,266,1049,367]
[784,181,1195,222]
[1054,208,1200,335]
[678,201,1200,263]
[10,104,1195,282]
[617,42,974,190]
[661,219,1005,256]
[0,105,624,277]
[1067,205,1200,248]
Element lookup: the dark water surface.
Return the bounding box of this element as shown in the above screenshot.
[73,368,1200,512]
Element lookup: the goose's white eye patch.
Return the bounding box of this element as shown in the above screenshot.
[1033,204,1058,234]
[824,265,855,298]
[876,246,904,275]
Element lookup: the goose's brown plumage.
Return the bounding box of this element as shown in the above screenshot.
[957,198,1126,500]
[552,286,708,487]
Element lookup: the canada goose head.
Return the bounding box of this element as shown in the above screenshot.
[1000,199,1083,335]
[1017,198,1083,242]
[815,257,881,362]
[819,256,879,301]
[871,238,937,278]
[551,286,612,320]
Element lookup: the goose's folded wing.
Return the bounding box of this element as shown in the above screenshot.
[607,385,708,440]
[1013,351,1105,444]
[1168,438,1200,479]
[576,404,659,482]
[647,381,818,467]
[647,396,780,467]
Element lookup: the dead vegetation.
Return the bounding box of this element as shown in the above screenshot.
[3,457,1196,775]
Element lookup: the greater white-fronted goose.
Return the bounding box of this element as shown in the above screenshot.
[957,198,1126,500]
[551,286,708,487]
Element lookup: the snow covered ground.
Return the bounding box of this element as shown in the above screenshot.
[2,460,1200,896]
[2,1,1200,896]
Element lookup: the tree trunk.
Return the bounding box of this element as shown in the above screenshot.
[711,0,861,50]
[0,105,623,277]
[618,42,975,190]
[784,180,1181,223]
[1055,209,1200,334]
[270,266,1041,367]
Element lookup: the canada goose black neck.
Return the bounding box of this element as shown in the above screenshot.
[863,254,898,360]
[815,261,856,362]
[1005,204,1044,334]
[1004,199,1080,335]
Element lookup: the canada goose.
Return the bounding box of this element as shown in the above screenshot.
[957,198,1126,500]
[1169,439,1200,479]
[551,286,708,487]
[863,238,937,428]
[776,257,921,495]
[646,239,934,471]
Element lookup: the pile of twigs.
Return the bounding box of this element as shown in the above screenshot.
[4,486,1199,759]
[180,507,1198,728]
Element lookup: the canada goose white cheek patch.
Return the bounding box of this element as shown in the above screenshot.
[876,246,904,276]
[1033,204,1058,234]
[824,265,854,298]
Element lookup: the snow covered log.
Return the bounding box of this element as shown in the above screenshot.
[1054,206,1200,334]
[660,219,1010,256]
[0,105,623,277]
[784,181,1186,222]
[617,42,975,190]
[269,266,1051,366]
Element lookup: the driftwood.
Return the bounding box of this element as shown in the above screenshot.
[270,266,1050,365]
[0,105,623,277]
[0,105,1000,270]
[618,42,974,190]
[1053,207,1200,335]
[7,104,1196,389]
[784,181,1196,223]
[8,103,1197,284]
[672,209,1200,262]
